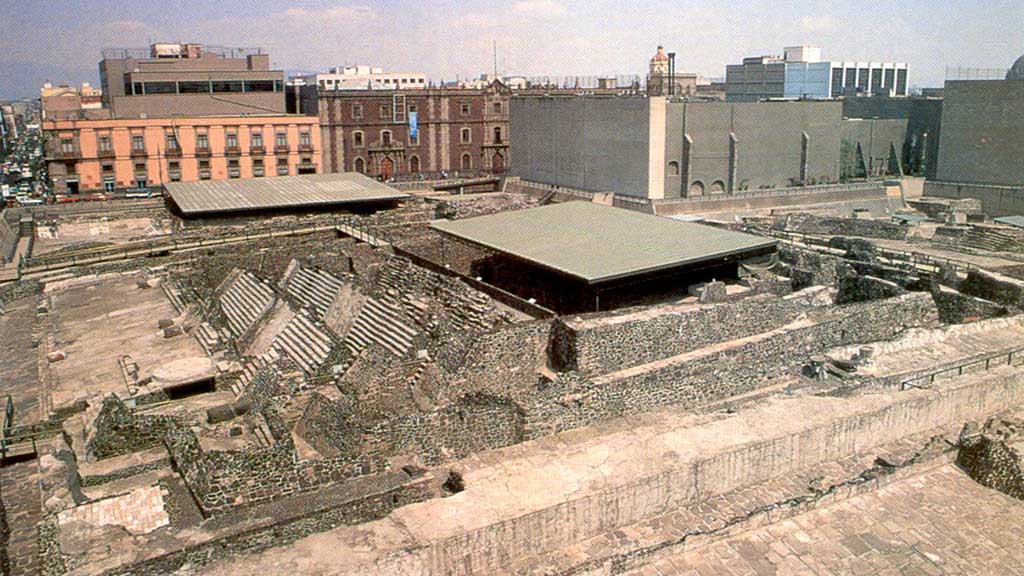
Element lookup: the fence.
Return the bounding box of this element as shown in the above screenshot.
[945,66,1009,81]
[653,181,886,207]
[900,346,1024,390]
[772,229,976,274]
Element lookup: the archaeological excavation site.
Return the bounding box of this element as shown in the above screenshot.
[2,175,1024,576]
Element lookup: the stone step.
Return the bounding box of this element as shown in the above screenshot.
[252,420,275,448]
[348,298,416,356]
[273,313,334,374]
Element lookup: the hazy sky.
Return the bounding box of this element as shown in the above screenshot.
[2,0,1022,99]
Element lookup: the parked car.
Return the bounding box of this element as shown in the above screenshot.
[16,196,44,206]
[54,194,79,204]
[85,193,109,202]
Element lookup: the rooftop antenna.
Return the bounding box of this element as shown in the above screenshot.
[493,40,498,79]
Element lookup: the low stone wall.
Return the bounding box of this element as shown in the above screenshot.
[777,244,841,289]
[924,180,1024,217]
[836,275,905,304]
[527,293,939,438]
[960,269,1024,308]
[551,289,830,375]
[957,414,1024,500]
[86,396,181,460]
[932,286,1010,324]
[779,213,909,240]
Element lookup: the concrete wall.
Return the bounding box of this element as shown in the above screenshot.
[664,100,842,198]
[510,97,652,198]
[936,80,1024,186]
[842,97,942,179]
[841,118,907,176]
[924,180,1024,217]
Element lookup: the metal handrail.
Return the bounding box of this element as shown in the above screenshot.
[900,346,1024,390]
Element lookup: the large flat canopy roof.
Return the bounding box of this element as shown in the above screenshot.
[166,172,409,215]
[430,202,777,284]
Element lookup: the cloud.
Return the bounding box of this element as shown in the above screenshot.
[799,15,836,32]
[511,0,568,18]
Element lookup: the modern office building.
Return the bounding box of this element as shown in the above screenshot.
[99,43,286,118]
[725,46,909,102]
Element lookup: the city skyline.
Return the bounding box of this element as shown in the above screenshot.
[2,0,1023,99]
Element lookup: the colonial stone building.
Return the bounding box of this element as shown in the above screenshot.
[296,80,511,179]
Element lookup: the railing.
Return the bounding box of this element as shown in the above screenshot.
[653,181,885,206]
[250,146,265,156]
[900,346,1024,390]
[772,229,977,274]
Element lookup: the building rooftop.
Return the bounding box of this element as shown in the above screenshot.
[994,215,1024,229]
[430,202,776,284]
[165,173,409,216]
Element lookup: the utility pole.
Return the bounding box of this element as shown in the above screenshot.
[493,41,498,80]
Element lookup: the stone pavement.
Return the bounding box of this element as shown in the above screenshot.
[1,459,42,576]
[623,465,1024,576]
[57,485,169,535]
[0,296,41,426]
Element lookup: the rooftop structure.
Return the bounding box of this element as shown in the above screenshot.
[165,172,408,216]
[292,66,428,91]
[99,42,285,118]
[431,202,775,284]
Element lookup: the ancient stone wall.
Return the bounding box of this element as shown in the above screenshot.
[527,293,939,437]
[778,213,909,240]
[777,244,840,289]
[960,269,1024,308]
[836,275,906,304]
[957,414,1024,500]
[86,396,182,460]
[931,286,1010,324]
[552,290,830,375]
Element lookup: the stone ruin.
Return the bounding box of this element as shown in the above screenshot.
[2,190,1024,575]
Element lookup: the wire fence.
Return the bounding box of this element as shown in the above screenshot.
[945,66,1008,81]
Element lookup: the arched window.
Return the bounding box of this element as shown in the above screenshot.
[710,180,726,194]
[493,126,503,144]
[380,130,392,146]
[354,157,365,174]
[668,161,680,176]
[461,153,472,171]
[688,180,705,197]
[352,130,364,147]
[409,155,421,174]
[460,127,471,144]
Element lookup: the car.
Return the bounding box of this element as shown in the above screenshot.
[54,194,78,204]
[16,196,44,206]
[85,193,109,202]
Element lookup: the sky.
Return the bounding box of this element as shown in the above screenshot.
[1,0,1022,99]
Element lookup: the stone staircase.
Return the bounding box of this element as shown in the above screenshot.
[271,311,335,375]
[219,270,276,338]
[161,277,189,315]
[933,225,1024,254]
[230,350,280,398]
[285,265,345,319]
[195,322,231,356]
[343,296,417,358]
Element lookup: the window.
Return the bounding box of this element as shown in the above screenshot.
[226,133,238,149]
[212,80,244,93]
[409,131,419,146]
[460,103,471,116]
[381,130,392,146]
[179,81,210,94]
[354,157,365,173]
[168,161,181,182]
[251,131,263,148]
[196,133,209,150]
[252,158,264,177]
[493,102,502,114]
[493,127,502,144]
[144,82,176,94]
[352,104,363,119]
[61,138,75,153]
[244,80,275,93]
[668,161,679,176]
[166,133,179,150]
[461,153,472,171]
[98,135,112,152]
[353,131,364,147]
[199,159,211,179]
[101,163,114,173]
[134,161,146,173]
[380,104,391,119]
[408,104,418,114]
[104,180,115,192]
[276,132,287,148]
[277,157,289,175]
[409,155,420,174]
[299,131,311,147]
[460,127,471,144]
[228,158,240,178]
[131,135,145,151]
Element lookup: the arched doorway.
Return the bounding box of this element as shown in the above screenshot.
[688,180,705,197]
[492,152,504,174]
[461,153,472,171]
[409,155,421,174]
[710,180,726,194]
[380,157,394,180]
[354,157,365,174]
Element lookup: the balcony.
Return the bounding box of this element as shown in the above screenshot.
[274,145,290,155]
[196,147,212,157]
[298,143,314,153]
[225,146,241,156]
[250,146,265,156]
[165,147,182,158]
[53,148,81,160]
[130,147,148,158]
[253,167,265,177]
[97,148,116,159]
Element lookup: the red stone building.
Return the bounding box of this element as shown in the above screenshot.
[296,80,511,179]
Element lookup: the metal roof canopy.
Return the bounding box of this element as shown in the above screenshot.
[994,216,1024,229]
[165,172,409,215]
[430,202,777,285]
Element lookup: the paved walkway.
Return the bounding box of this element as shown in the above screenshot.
[624,465,1024,576]
[0,297,41,426]
[1,459,42,576]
